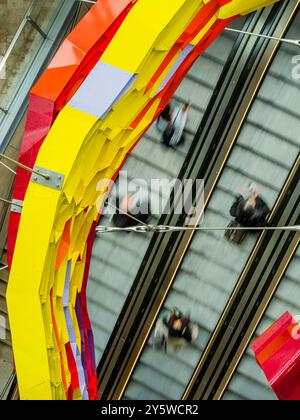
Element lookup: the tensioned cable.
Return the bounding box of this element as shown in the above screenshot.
[0,197,22,208]
[0,153,49,180]
[225,27,300,47]
[0,150,298,233]
[106,202,150,228]
[0,265,8,272]
[100,202,299,233]
[96,224,300,234]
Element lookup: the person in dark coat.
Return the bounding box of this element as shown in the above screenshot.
[112,192,150,228]
[230,184,270,228]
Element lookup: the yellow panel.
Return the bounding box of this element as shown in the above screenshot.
[6,183,59,400]
[101,0,187,73]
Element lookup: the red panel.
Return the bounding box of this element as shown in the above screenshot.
[65,342,80,399]
[252,312,300,400]
[7,94,55,267]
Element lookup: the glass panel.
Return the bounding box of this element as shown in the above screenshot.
[0,0,32,48]
[223,248,300,400]
[123,13,300,400]
[87,18,247,365]
[0,0,64,113]
[29,0,66,32]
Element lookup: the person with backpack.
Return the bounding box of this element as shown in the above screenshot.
[112,191,150,229]
[163,307,193,343]
[230,183,270,228]
[152,308,199,352]
[157,101,190,147]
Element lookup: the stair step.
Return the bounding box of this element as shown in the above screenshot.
[0,296,8,315]
[0,268,9,284]
[0,337,12,348]
[0,280,7,297]
[0,252,7,266]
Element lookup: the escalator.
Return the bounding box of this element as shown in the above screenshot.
[1,3,245,400]
[96,1,299,399]
[122,9,300,400]
[87,27,244,363]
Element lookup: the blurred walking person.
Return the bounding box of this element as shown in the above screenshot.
[157,101,190,147]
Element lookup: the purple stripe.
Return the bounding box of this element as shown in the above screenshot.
[68,61,137,119]
[63,260,88,399]
[88,329,96,373]
[156,44,194,95]
[76,297,88,387]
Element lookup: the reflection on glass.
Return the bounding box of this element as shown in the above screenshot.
[0,0,64,112]
[123,14,300,400]
[224,249,300,400]
[88,20,246,366]
[0,0,31,52]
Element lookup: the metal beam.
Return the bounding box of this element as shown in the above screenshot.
[26,16,48,39]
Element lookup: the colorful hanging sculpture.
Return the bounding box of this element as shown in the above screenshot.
[6,0,281,400]
[252,311,300,400]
